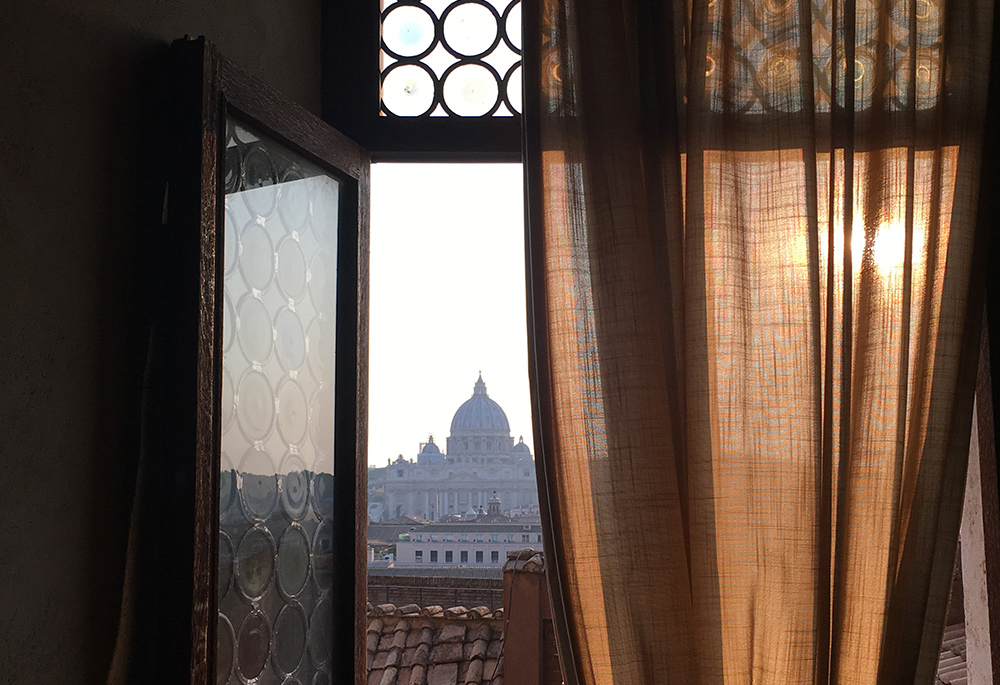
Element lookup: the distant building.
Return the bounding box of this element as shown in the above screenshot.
[376,374,538,521]
[394,492,543,568]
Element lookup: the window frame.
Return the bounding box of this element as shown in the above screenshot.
[322,0,522,161]
[167,37,370,685]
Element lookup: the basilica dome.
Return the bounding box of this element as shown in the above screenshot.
[449,374,511,435]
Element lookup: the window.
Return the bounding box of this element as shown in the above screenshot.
[522,534,530,542]
[490,534,499,542]
[415,534,422,542]
[536,534,542,543]
[444,534,453,542]
[430,534,438,542]
[458,534,468,542]
[491,551,499,563]
[476,550,484,563]
[524,470,530,477]
[445,550,453,562]
[415,550,423,563]
[190,44,369,685]
[505,534,515,542]
[474,534,484,543]
[460,550,468,563]
[397,469,404,477]
[430,550,438,563]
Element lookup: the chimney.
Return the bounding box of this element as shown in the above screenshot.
[502,550,562,685]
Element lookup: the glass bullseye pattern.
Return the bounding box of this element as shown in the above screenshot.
[380,0,522,117]
[218,117,338,685]
[702,0,947,114]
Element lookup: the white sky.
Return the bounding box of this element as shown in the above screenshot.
[367,163,533,467]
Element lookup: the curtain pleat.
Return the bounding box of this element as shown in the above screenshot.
[524,0,995,681]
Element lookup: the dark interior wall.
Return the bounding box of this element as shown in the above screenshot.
[0,2,321,681]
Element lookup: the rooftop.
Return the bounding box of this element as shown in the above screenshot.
[367,603,505,685]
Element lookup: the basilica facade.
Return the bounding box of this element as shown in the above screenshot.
[375,375,538,521]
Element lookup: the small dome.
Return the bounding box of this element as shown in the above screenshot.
[513,436,531,454]
[417,435,444,464]
[449,374,511,435]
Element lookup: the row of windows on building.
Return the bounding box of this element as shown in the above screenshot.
[414,533,543,543]
[396,468,533,477]
[414,549,501,564]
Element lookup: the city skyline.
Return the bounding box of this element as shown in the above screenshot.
[368,163,534,466]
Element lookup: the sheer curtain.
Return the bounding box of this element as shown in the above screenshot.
[523,0,996,682]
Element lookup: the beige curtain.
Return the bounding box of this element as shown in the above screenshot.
[523,0,996,682]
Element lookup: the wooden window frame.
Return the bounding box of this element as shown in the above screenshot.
[156,37,370,684]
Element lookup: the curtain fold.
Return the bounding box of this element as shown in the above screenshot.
[523,0,996,682]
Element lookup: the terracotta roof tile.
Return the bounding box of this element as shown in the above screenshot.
[428,662,459,685]
[439,624,467,643]
[368,604,505,685]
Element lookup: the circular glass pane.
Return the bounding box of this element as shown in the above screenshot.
[236,371,275,441]
[277,523,311,596]
[443,2,498,56]
[506,64,522,113]
[280,454,311,521]
[225,145,243,194]
[236,295,274,364]
[272,603,308,676]
[276,238,307,301]
[275,308,307,372]
[308,597,333,667]
[505,2,521,50]
[312,472,334,519]
[241,145,278,218]
[276,379,309,446]
[222,366,235,433]
[382,4,436,57]
[223,294,235,353]
[219,532,234,601]
[443,63,499,116]
[217,614,236,685]
[382,64,436,116]
[236,526,276,601]
[239,222,275,292]
[237,610,272,681]
[309,384,334,458]
[306,317,334,380]
[310,178,339,240]
[220,453,236,515]
[307,250,335,311]
[312,518,334,591]
[277,168,310,233]
[225,207,239,275]
[238,447,278,520]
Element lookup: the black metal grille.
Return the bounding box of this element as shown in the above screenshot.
[380,0,522,118]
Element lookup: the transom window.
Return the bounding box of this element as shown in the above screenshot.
[379,0,522,118]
